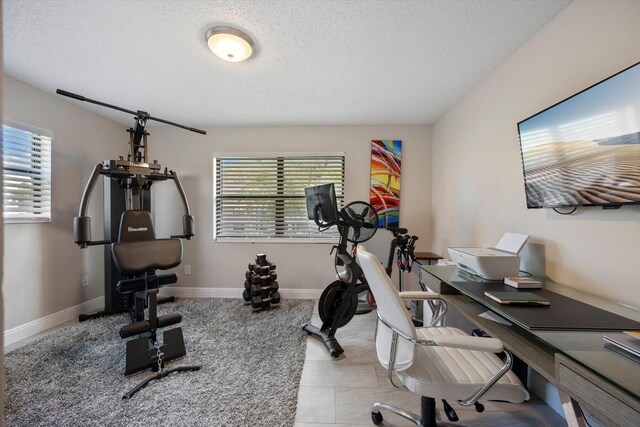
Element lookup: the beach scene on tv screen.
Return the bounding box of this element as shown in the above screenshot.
[518,64,640,208]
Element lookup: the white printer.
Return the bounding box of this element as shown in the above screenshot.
[447,233,530,281]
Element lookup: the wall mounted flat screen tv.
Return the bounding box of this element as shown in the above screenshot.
[517,62,640,209]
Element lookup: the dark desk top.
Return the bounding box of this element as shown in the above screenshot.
[421,265,640,331]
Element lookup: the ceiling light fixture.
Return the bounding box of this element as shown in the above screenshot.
[205,26,255,62]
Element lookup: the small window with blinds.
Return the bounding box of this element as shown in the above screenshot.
[214,155,344,240]
[2,124,52,222]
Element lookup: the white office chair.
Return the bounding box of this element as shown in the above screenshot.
[357,245,529,427]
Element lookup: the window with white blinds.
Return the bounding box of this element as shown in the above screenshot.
[214,155,344,240]
[2,124,52,222]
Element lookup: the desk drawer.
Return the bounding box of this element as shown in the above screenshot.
[419,269,442,293]
[556,355,640,427]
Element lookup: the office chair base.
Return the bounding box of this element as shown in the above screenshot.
[372,396,437,427]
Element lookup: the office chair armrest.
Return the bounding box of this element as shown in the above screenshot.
[399,291,441,300]
[398,291,448,326]
[377,311,511,396]
[432,335,503,353]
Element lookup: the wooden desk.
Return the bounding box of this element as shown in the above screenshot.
[419,265,640,427]
[413,252,442,265]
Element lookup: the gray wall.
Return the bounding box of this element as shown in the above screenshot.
[150,125,432,292]
[431,0,640,310]
[3,77,123,330]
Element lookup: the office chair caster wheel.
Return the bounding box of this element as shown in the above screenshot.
[474,402,485,413]
[371,411,383,425]
[442,399,459,422]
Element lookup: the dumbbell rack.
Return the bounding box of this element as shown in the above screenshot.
[243,254,281,311]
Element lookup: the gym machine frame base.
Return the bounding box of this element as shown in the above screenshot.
[123,365,202,399]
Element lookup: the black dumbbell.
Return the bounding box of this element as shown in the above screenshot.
[248,263,255,271]
[259,266,270,275]
[262,288,271,299]
[251,284,261,296]
[244,280,251,291]
[270,291,281,304]
[242,289,251,302]
[245,270,253,280]
[271,281,279,292]
[256,254,267,266]
[251,274,261,284]
[270,271,278,280]
[262,299,270,309]
[269,264,276,270]
[251,294,263,307]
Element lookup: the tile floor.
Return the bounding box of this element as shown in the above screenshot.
[294,305,567,427]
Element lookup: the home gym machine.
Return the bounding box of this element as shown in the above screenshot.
[60,89,205,398]
[303,184,378,357]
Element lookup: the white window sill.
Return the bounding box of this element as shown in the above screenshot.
[4,218,52,224]
[213,237,337,244]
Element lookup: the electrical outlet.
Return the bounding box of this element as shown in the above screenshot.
[185,265,191,275]
[81,274,89,287]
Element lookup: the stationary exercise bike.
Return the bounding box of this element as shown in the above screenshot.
[302,184,378,357]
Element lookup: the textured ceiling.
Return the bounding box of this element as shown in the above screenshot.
[4,0,571,127]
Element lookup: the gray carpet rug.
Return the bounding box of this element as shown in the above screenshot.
[5,298,314,427]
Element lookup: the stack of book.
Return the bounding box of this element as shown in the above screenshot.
[503,276,542,289]
[484,291,550,306]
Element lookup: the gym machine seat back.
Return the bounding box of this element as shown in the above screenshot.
[112,210,182,275]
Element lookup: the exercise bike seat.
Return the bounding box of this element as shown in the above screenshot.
[111,210,182,275]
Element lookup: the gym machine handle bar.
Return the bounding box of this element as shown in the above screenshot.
[56,89,207,135]
[73,163,195,248]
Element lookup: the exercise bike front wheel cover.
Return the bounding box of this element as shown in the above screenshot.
[319,280,358,328]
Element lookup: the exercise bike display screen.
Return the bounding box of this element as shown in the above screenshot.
[305,183,339,223]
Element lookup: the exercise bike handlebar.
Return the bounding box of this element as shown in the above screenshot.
[390,227,408,236]
[56,89,207,135]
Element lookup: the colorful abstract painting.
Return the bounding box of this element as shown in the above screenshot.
[370,140,402,228]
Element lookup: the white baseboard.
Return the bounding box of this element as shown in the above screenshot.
[159,286,323,300]
[4,296,104,349]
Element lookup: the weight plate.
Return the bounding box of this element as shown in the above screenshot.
[319,280,358,328]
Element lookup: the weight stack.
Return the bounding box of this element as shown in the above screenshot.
[242,253,280,311]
